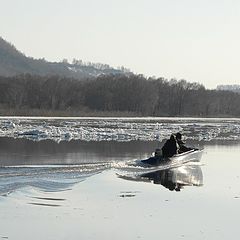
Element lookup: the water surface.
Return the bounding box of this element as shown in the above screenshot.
[0,118,240,240]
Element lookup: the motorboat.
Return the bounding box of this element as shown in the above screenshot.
[141,148,203,166]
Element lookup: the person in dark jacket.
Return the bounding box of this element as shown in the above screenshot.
[175,132,192,153]
[162,134,179,157]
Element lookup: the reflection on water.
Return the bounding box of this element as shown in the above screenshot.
[0,136,239,166]
[141,165,203,191]
[118,164,203,192]
[0,137,155,166]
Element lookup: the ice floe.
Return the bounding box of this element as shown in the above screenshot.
[0,117,240,143]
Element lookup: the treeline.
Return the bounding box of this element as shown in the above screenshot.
[0,74,240,117]
[71,58,130,72]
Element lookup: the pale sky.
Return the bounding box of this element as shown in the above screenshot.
[1,0,240,89]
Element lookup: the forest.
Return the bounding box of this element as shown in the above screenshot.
[0,73,240,117]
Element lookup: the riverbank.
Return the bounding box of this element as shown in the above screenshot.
[1,108,239,118]
[0,108,139,117]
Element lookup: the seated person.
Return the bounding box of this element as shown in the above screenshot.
[162,134,179,157]
[175,132,192,153]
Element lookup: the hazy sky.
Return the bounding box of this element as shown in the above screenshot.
[1,0,240,88]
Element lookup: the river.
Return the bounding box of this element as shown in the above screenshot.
[0,117,240,240]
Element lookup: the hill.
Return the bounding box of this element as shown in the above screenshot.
[0,37,129,78]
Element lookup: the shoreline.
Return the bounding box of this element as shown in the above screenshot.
[0,115,240,120]
[1,108,240,119]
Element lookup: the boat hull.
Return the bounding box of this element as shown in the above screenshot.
[141,149,203,166]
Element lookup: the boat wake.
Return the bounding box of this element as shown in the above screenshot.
[0,154,203,196]
[0,162,111,196]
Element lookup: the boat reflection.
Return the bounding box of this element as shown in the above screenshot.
[142,165,203,191]
[118,164,203,191]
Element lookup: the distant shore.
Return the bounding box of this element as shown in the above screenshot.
[0,108,238,118]
[0,108,140,118]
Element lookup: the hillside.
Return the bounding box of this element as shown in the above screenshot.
[0,37,129,78]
